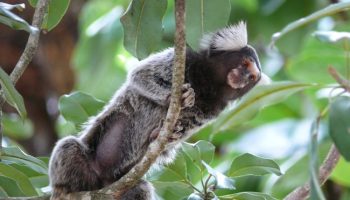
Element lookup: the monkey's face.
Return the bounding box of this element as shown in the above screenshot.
[209,45,261,100]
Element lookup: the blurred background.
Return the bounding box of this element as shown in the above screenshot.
[1,0,350,198]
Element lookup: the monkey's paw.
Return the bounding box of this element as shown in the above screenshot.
[168,122,184,142]
[182,83,195,108]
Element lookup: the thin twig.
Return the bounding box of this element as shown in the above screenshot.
[284,145,340,200]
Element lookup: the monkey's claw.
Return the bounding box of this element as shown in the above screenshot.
[182,84,195,108]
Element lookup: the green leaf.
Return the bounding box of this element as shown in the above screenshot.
[329,96,350,161]
[270,1,350,46]
[0,175,25,197]
[202,161,235,190]
[29,175,49,188]
[44,0,70,31]
[0,163,38,196]
[269,142,332,199]
[150,154,187,182]
[121,0,167,59]
[0,3,37,33]
[287,37,347,84]
[228,153,282,177]
[206,82,311,133]
[28,0,70,31]
[194,140,215,164]
[10,163,49,188]
[152,181,193,199]
[331,156,350,187]
[1,146,48,175]
[2,113,33,139]
[181,142,202,171]
[186,0,231,50]
[58,91,105,126]
[166,153,187,180]
[220,192,277,200]
[0,68,27,118]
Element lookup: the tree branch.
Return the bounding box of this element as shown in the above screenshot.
[328,66,350,93]
[284,145,340,200]
[0,0,49,151]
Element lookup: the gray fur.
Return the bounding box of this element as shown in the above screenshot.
[49,24,262,200]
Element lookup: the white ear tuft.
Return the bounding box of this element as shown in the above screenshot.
[200,21,248,51]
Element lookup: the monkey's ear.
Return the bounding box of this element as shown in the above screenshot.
[200,21,248,54]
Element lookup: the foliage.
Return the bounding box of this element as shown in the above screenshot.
[0,147,48,197]
[28,0,70,31]
[0,68,26,119]
[0,2,37,33]
[1,0,350,199]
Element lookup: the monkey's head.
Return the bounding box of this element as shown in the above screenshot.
[200,21,262,100]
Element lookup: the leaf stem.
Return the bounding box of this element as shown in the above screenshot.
[183,180,202,194]
[203,174,212,196]
[344,40,350,80]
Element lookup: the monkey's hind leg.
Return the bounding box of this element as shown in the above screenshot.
[118,180,155,200]
[49,136,102,199]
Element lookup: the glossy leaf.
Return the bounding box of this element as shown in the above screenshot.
[329,96,350,161]
[186,0,231,50]
[151,153,187,182]
[0,163,38,196]
[331,156,350,187]
[220,192,277,200]
[194,140,215,164]
[1,147,48,175]
[181,142,202,170]
[29,175,49,188]
[228,153,282,177]
[0,3,37,33]
[28,0,70,31]
[202,161,235,190]
[121,0,167,59]
[0,68,27,118]
[58,91,105,126]
[152,181,193,199]
[206,82,311,133]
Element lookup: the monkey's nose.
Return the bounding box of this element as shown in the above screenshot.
[244,60,260,82]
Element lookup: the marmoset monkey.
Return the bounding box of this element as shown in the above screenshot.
[49,21,263,199]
